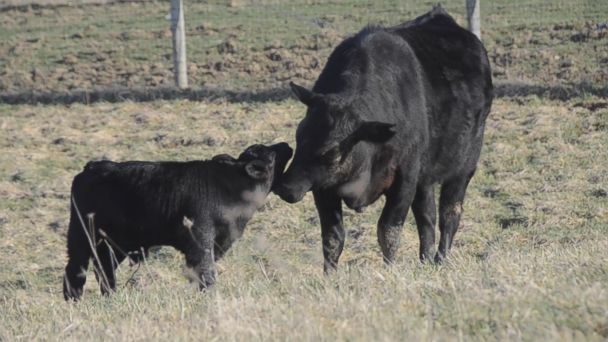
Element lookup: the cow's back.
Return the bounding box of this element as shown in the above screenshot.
[391,7,493,107]
[390,8,493,182]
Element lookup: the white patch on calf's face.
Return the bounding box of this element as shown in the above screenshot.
[241,185,269,207]
[217,185,270,247]
[220,185,269,224]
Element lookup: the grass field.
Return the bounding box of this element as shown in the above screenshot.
[0,95,607,340]
[1,0,608,340]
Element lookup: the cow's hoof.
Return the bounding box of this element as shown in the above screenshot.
[433,252,445,265]
[323,263,338,274]
[419,253,435,264]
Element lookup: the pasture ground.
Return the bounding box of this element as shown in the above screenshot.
[1,0,608,94]
[0,95,607,340]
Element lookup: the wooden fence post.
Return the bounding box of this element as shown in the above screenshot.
[466,0,481,40]
[171,0,188,89]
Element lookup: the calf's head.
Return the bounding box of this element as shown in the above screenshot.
[274,82,395,203]
[215,142,293,191]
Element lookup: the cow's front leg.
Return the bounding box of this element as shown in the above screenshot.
[184,223,217,290]
[377,172,417,264]
[435,169,475,264]
[411,184,437,262]
[313,189,344,273]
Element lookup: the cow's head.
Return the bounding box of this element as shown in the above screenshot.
[274,82,395,203]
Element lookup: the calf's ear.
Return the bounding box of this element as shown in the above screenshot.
[289,82,317,107]
[355,121,396,143]
[245,160,270,180]
[212,154,237,164]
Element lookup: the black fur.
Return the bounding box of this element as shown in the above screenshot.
[274,7,493,271]
[63,143,292,300]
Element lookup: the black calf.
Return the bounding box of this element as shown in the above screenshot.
[63,143,292,300]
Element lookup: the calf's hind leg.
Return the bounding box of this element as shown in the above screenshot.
[435,170,475,264]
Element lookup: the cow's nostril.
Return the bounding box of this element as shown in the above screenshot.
[283,193,298,203]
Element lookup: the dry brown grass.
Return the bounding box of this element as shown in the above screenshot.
[0,95,606,340]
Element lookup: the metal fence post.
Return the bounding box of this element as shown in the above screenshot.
[171,0,188,89]
[466,0,481,40]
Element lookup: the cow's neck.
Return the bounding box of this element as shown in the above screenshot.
[337,145,397,211]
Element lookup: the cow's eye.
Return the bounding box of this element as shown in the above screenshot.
[320,147,341,164]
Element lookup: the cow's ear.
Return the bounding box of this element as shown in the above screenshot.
[339,121,396,159]
[289,82,317,106]
[245,160,270,180]
[355,121,396,143]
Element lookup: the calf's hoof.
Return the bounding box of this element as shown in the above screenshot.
[63,280,83,301]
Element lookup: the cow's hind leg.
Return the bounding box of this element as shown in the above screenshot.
[63,213,91,301]
[412,184,436,262]
[435,170,475,264]
[377,174,417,264]
[313,189,344,273]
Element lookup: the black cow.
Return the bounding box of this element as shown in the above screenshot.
[63,143,292,300]
[274,7,493,271]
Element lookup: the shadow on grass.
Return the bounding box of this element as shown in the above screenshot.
[1,81,606,105]
[0,86,292,105]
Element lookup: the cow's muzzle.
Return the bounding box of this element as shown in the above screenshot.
[273,170,312,204]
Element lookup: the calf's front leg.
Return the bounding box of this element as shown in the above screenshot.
[183,222,217,290]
